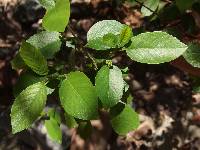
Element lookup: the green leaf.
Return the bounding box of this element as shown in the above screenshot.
[45,118,62,143]
[124,31,187,64]
[65,113,78,128]
[39,0,55,10]
[11,53,26,70]
[124,81,129,92]
[95,65,124,108]
[19,42,48,75]
[26,31,61,59]
[13,71,47,97]
[59,71,98,120]
[141,0,159,16]
[87,20,132,50]
[11,82,47,133]
[42,0,70,32]
[47,108,61,124]
[110,104,139,135]
[183,43,200,68]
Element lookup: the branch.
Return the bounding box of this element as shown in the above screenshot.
[68,25,83,44]
[171,57,200,77]
[85,50,98,70]
[67,25,98,70]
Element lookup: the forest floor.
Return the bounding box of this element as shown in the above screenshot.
[0,0,200,150]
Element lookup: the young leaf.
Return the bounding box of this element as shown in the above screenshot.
[59,71,98,120]
[66,41,75,49]
[102,33,118,48]
[45,118,62,143]
[127,94,134,105]
[124,31,187,64]
[42,0,70,32]
[47,108,61,124]
[46,87,55,95]
[45,108,62,143]
[11,53,26,70]
[119,25,133,47]
[141,0,159,16]
[11,82,47,133]
[183,43,200,68]
[13,71,47,97]
[95,65,124,108]
[19,42,48,75]
[110,104,139,135]
[87,20,132,50]
[26,31,61,59]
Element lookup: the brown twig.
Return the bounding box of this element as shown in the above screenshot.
[67,25,98,70]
